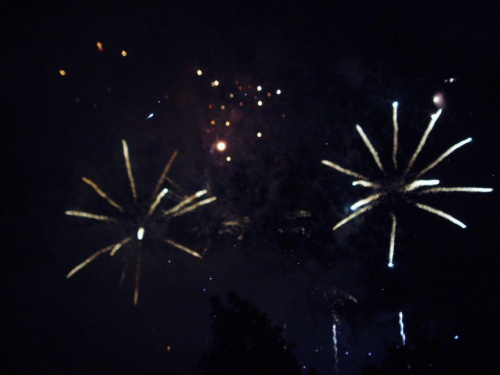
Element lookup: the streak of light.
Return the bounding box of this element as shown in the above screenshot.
[350,193,384,211]
[162,238,203,258]
[415,138,472,178]
[332,324,339,375]
[388,212,396,267]
[404,109,442,175]
[333,204,375,230]
[82,177,124,212]
[321,160,370,181]
[356,125,386,174]
[65,211,118,222]
[392,102,399,169]
[399,312,406,346]
[413,202,467,228]
[122,140,138,204]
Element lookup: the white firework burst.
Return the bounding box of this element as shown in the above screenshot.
[66,140,216,305]
[322,102,492,267]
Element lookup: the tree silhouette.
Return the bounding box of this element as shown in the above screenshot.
[199,292,302,375]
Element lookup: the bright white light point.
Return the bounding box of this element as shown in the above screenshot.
[257,100,263,106]
[257,132,262,137]
[388,263,394,268]
[454,335,459,340]
[137,227,145,240]
[225,121,230,126]
[211,80,219,87]
[216,142,226,151]
[257,85,262,91]
[393,101,398,108]
[433,93,444,107]
[197,69,202,76]
[145,113,154,120]
[276,89,281,94]
[226,156,231,162]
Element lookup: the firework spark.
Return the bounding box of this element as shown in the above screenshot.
[322,102,492,267]
[332,323,339,375]
[398,311,406,346]
[66,140,216,305]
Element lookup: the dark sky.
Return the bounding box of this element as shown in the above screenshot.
[3,1,499,374]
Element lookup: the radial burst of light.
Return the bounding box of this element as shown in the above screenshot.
[322,102,492,267]
[66,140,217,305]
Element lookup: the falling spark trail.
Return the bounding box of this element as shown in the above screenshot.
[65,211,118,222]
[122,140,138,204]
[163,190,208,217]
[392,102,399,169]
[333,204,374,230]
[321,160,370,181]
[418,187,493,194]
[162,238,203,258]
[399,312,406,346]
[332,324,339,375]
[403,179,440,192]
[82,177,124,212]
[356,125,386,174]
[352,180,381,188]
[414,202,467,228]
[388,212,396,267]
[146,188,169,219]
[110,236,133,256]
[416,138,472,178]
[153,150,178,198]
[66,243,116,278]
[405,109,442,175]
[171,197,218,218]
[350,193,384,211]
[134,248,142,306]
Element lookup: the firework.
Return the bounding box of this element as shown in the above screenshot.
[66,140,216,305]
[398,311,406,346]
[322,102,492,267]
[332,323,339,375]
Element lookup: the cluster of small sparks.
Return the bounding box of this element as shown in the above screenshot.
[322,102,492,267]
[66,140,216,305]
[196,69,285,162]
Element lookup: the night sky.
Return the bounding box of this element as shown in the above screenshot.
[3,1,499,374]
